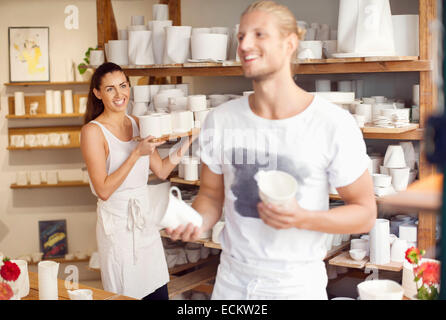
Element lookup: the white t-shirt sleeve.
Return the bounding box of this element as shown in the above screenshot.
[196,109,223,175]
[327,113,370,188]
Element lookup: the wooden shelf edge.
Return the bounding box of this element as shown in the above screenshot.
[122,59,431,77]
[4,81,90,86]
[28,257,90,265]
[11,181,89,189]
[329,251,403,272]
[6,113,85,119]
[8,146,80,150]
[170,176,201,186]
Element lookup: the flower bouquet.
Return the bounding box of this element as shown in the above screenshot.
[405,247,440,300]
[0,258,21,300]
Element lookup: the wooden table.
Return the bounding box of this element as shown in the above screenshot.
[23,272,137,300]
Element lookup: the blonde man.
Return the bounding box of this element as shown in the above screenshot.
[166,1,376,299]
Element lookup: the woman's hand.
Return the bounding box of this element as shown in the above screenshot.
[135,136,165,156]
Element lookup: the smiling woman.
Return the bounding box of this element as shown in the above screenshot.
[80,62,197,300]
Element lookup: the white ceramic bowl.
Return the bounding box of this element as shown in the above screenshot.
[357,280,404,300]
[372,174,392,187]
[349,249,366,261]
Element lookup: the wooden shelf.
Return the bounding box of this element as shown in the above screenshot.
[170,176,200,186]
[28,256,90,265]
[11,181,89,189]
[5,81,89,86]
[324,241,350,261]
[6,113,85,119]
[363,128,424,140]
[361,123,419,134]
[121,58,431,77]
[329,251,403,272]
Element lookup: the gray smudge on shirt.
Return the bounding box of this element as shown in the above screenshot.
[228,148,310,219]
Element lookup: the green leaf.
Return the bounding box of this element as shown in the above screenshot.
[77,63,87,75]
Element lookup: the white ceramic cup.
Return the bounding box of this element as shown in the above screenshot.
[25,134,37,147]
[138,114,163,138]
[171,111,194,133]
[28,171,41,185]
[298,40,323,59]
[16,171,28,185]
[36,134,49,147]
[389,167,410,191]
[133,85,151,102]
[182,156,200,181]
[188,95,207,112]
[158,186,203,229]
[11,135,25,148]
[255,170,298,208]
[49,133,61,146]
[390,238,408,262]
[60,133,70,145]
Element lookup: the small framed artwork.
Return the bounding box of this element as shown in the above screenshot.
[8,26,50,82]
[39,219,68,259]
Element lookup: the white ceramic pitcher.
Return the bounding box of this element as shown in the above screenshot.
[158,186,203,229]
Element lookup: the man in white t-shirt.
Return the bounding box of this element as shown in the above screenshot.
[166,1,377,299]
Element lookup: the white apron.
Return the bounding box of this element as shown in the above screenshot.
[211,252,328,300]
[96,185,169,299]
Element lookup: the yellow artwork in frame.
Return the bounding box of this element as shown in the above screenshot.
[9,26,50,82]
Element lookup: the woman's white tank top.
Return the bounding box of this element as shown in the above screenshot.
[89,115,150,196]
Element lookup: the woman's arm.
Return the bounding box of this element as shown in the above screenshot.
[149,129,199,180]
[81,123,163,201]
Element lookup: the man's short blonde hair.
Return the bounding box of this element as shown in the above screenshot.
[242,1,305,40]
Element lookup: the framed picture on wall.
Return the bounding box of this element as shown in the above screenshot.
[8,26,50,82]
[38,219,68,259]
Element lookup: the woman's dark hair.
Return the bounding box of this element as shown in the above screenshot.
[84,62,129,124]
